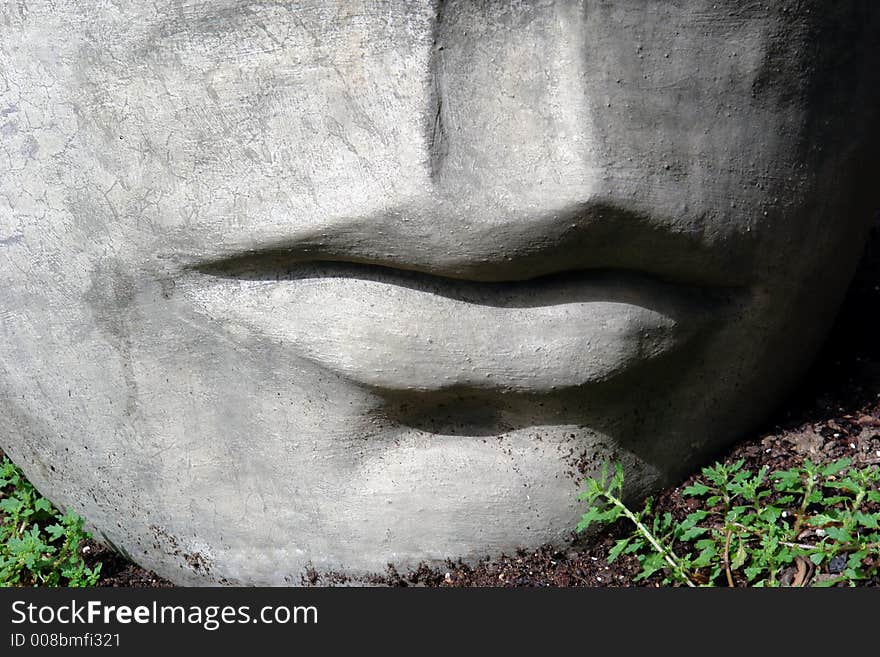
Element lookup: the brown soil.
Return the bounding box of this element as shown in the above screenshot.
[81,539,172,588]
[79,217,880,586]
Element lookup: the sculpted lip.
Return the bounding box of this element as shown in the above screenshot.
[175,202,749,393]
[180,259,742,394]
[178,200,757,289]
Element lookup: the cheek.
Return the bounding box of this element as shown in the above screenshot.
[67,5,438,250]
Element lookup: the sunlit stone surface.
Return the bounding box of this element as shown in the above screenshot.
[1,1,879,584]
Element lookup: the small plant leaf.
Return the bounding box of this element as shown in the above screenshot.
[607,538,630,563]
[679,526,708,542]
[824,526,852,543]
[682,481,711,496]
[0,498,23,514]
[45,524,65,541]
[821,458,852,477]
[33,498,53,514]
[634,552,666,581]
[744,564,764,581]
[731,541,748,571]
[854,512,878,529]
[692,544,716,568]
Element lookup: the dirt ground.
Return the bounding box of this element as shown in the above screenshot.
[83,219,880,587]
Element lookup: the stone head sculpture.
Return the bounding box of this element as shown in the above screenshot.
[2,1,879,584]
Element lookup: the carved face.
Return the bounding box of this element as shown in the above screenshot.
[1,1,878,583]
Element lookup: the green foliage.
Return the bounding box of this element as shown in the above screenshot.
[578,457,880,587]
[1,458,101,587]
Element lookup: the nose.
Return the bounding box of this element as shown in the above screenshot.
[427,1,599,220]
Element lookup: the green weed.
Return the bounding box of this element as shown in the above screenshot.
[578,458,880,587]
[0,457,101,587]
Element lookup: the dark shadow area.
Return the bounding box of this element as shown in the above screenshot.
[193,258,739,311]
[766,216,880,432]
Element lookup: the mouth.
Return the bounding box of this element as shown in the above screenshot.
[178,258,743,395]
[176,199,756,289]
[170,200,750,394]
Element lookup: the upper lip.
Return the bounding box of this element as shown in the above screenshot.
[177,199,756,289]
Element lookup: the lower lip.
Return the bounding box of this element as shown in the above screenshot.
[181,265,727,393]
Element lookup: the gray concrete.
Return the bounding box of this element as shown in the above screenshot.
[1,1,879,585]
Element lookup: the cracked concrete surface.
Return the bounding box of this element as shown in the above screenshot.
[1,1,879,584]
